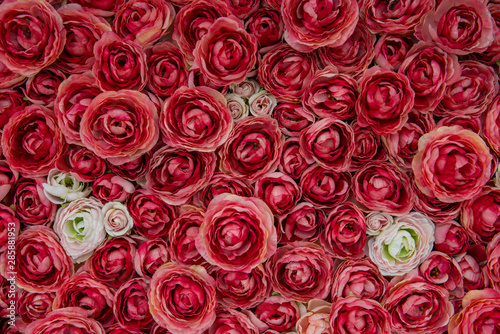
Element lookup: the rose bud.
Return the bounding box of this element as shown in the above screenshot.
[56,145,107,182]
[80,90,159,165]
[356,66,414,136]
[383,276,454,334]
[279,202,325,243]
[172,0,231,60]
[300,165,351,209]
[54,73,102,145]
[419,251,464,297]
[0,160,18,201]
[266,242,333,302]
[362,0,433,34]
[412,179,462,224]
[368,212,435,276]
[272,103,315,137]
[258,44,318,103]
[300,118,355,172]
[435,60,499,118]
[0,61,25,89]
[92,174,135,203]
[102,202,134,237]
[365,211,393,236]
[149,263,217,334]
[23,66,66,107]
[448,289,500,333]
[210,308,259,334]
[18,291,55,324]
[316,23,375,76]
[53,273,115,328]
[197,194,277,273]
[0,0,65,76]
[374,34,415,71]
[233,79,260,97]
[2,105,66,177]
[54,4,112,74]
[92,31,147,91]
[223,0,259,19]
[249,90,278,117]
[0,88,28,129]
[113,0,175,47]
[330,296,391,334]
[250,296,302,332]
[320,202,367,259]
[53,197,106,263]
[15,226,74,293]
[458,254,487,291]
[146,147,216,205]
[114,277,154,330]
[331,258,389,302]
[354,161,414,216]
[160,86,233,152]
[12,177,56,226]
[350,121,387,171]
[127,189,176,239]
[434,220,471,256]
[146,42,188,99]
[487,233,500,291]
[215,265,271,310]
[219,115,284,181]
[168,208,207,266]
[42,169,91,205]
[225,93,249,121]
[245,9,283,53]
[134,238,170,278]
[279,137,310,180]
[25,307,105,334]
[417,0,495,55]
[296,299,331,334]
[193,173,253,210]
[255,172,300,217]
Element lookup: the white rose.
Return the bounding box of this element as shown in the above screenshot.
[43,169,91,204]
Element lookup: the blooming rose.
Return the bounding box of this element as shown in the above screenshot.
[127,189,176,239]
[92,174,135,203]
[251,296,302,332]
[279,137,310,180]
[354,161,414,216]
[223,0,260,19]
[2,105,66,177]
[461,186,500,245]
[160,86,232,152]
[418,0,495,55]
[146,147,216,205]
[320,202,366,259]
[383,276,454,334]
[215,265,271,309]
[448,289,500,333]
[109,154,150,181]
[296,299,331,334]
[113,0,175,47]
[53,272,115,327]
[412,180,462,224]
[365,211,393,236]
[18,291,55,324]
[134,238,170,278]
[282,0,358,52]
[92,31,147,91]
[356,66,414,136]
[412,126,493,203]
[0,161,18,202]
[331,258,388,301]
[279,202,325,243]
[249,90,278,117]
[435,220,471,256]
[80,90,159,165]
[350,121,388,171]
[197,194,277,273]
[219,115,284,180]
[368,212,435,276]
[23,66,66,107]
[12,177,56,226]
[149,263,217,334]
[225,93,249,121]
[245,9,283,53]
[330,296,391,334]
[419,251,464,296]
[255,172,300,216]
[56,145,107,183]
[266,242,333,302]
[210,308,259,334]
[258,44,318,103]
[300,165,351,208]
[54,72,102,145]
[374,34,414,71]
[272,103,315,137]
[114,278,154,330]
[0,0,66,76]
[146,42,188,98]
[42,169,91,204]
[25,307,105,334]
[53,197,106,263]
[168,209,206,266]
[15,226,74,293]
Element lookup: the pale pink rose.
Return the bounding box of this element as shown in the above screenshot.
[249,90,278,117]
[233,79,260,98]
[102,202,133,237]
[365,211,393,236]
[296,299,331,334]
[225,93,249,121]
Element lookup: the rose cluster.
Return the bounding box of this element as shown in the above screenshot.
[2,0,500,333]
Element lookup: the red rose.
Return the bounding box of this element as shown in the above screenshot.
[255,172,301,216]
[168,208,207,266]
[12,177,56,226]
[114,278,154,330]
[251,296,301,332]
[223,0,260,19]
[193,173,253,210]
[0,88,27,129]
[279,137,310,180]
[487,233,500,290]
[461,186,500,245]
[350,121,388,171]
[92,174,135,203]
[188,66,230,93]
[245,8,284,53]
[55,145,107,182]
[272,103,315,137]
[18,291,55,324]
[25,307,105,334]
[69,0,125,16]
[448,289,500,333]
[80,90,159,165]
[300,165,351,209]
[134,238,170,278]
[23,66,66,107]
[374,34,415,71]
[0,0,66,76]
[435,220,471,256]
[458,253,487,291]
[278,202,325,243]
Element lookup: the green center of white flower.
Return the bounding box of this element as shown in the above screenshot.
[382,228,419,263]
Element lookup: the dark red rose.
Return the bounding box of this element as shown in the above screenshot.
[255,172,301,216]
[18,291,55,324]
[278,137,310,180]
[134,238,170,278]
[245,8,284,53]
[168,208,207,266]
[278,202,325,244]
[193,173,253,210]
[0,204,19,256]
[92,173,135,203]
[188,66,230,94]
[223,0,259,19]
[374,34,415,71]
[12,177,56,226]
[114,277,154,330]
[462,186,500,245]
[252,296,300,332]
[272,103,315,137]
[350,120,388,171]
[23,66,66,107]
[56,145,108,182]
[69,0,125,16]
[300,165,351,209]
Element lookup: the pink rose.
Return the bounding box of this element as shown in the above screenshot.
[23,66,66,107]
[279,137,310,180]
[55,145,107,182]
[134,238,170,278]
[168,209,207,266]
[300,165,351,209]
[412,180,462,224]
[223,0,260,19]
[149,263,217,334]
[255,172,301,216]
[233,79,260,98]
[146,147,216,205]
[245,9,284,53]
[219,115,284,181]
[193,173,253,210]
[251,296,302,332]
[194,17,258,86]
[279,202,325,243]
[434,220,470,256]
[350,121,388,171]
[356,66,415,136]
[296,299,331,334]
[282,0,359,52]
[160,86,233,152]
[2,105,66,177]
[374,34,415,71]
[114,278,154,330]
[448,289,500,333]
[12,177,56,226]
[92,174,135,203]
[458,253,487,291]
[412,126,493,203]
[210,308,259,334]
[113,0,175,47]
[25,307,105,334]
[484,96,500,155]
[225,93,249,121]
[18,291,55,324]
[197,194,277,273]
[249,90,278,117]
[80,90,159,165]
[461,186,500,245]
[272,103,315,137]
[0,0,66,76]
[365,211,393,236]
